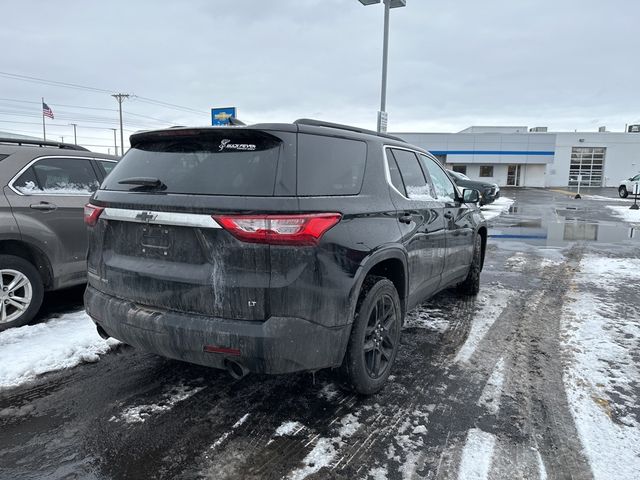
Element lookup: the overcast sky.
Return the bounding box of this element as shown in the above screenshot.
[1,0,638,152]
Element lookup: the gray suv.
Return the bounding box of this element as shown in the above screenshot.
[0,138,117,331]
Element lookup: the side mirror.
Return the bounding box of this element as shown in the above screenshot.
[462,188,480,204]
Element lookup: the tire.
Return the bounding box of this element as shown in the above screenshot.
[619,186,628,198]
[340,276,402,395]
[458,234,482,295]
[0,255,44,332]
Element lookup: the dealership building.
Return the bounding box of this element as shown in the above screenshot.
[395,126,640,188]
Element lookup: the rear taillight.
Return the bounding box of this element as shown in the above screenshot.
[213,213,341,246]
[84,204,104,226]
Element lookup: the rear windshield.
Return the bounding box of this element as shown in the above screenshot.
[102,130,287,196]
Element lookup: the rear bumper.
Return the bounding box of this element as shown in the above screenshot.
[85,286,350,374]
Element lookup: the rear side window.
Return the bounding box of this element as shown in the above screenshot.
[99,160,116,176]
[13,157,100,195]
[103,130,292,196]
[389,149,434,200]
[420,155,457,202]
[297,134,366,196]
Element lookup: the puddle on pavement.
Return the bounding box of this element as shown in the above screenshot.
[489,206,640,246]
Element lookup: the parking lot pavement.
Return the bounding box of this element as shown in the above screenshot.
[1,188,639,480]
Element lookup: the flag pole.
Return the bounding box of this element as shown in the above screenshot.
[41,97,46,141]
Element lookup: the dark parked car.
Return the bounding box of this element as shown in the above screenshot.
[446,170,500,206]
[0,138,117,331]
[84,120,487,394]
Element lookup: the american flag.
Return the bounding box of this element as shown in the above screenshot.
[42,101,54,119]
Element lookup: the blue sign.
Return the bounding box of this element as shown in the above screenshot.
[211,107,237,126]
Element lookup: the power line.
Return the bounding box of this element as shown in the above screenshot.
[0,118,139,132]
[0,98,180,124]
[0,71,112,93]
[0,71,209,116]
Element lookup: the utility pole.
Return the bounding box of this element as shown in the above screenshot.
[111,93,130,155]
[110,128,118,156]
[69,123,78,145]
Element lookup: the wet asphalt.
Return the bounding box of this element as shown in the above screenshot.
[1,187,639,480]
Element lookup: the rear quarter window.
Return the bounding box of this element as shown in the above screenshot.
[297,134,367,196]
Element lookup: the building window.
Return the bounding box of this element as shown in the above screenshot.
[479,166,494,177]
[452,165,467,175]
[568,147,606,187]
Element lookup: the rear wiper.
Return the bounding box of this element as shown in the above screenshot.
[117,177,167,190]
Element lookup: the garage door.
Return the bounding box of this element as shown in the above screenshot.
[568,147,605,187]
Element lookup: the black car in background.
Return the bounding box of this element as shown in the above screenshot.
[84,120,487,394]
[447,170,500,206]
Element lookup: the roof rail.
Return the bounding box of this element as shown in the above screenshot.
[294,119,405,142]
[0,137,90,151]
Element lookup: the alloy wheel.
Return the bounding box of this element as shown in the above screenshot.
[0,269,33,324]
[363,293,397,379]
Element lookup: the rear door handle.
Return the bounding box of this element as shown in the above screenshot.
[30,202,58,212]
[399,213,413,224]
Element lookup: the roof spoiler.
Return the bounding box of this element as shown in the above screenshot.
[0,137,89,151]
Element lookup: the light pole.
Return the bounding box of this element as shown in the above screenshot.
[357,0,407,133]
[69,123,78,145]
[110,128,118,156]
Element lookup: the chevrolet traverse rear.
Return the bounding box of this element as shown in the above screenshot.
[85,120,486,394]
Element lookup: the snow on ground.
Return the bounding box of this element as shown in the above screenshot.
[586,195,635,203]
[287,411,361,480]
[404,306,450,332]
[274,421,305,437]
[110,383,206,424]
[477,357,505,415]
[606,205,640,225]
[562,255,640,479]
[457,428,496,480]
[210,413,251,449]
[454,288,515,364]
[481,197,514,221]
[0,310,119,389]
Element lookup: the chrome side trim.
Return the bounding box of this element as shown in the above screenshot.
[102,208,222,229]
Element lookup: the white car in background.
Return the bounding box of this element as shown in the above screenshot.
[618,173,640,198]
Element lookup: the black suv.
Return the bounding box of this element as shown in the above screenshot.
[84,120,486,394]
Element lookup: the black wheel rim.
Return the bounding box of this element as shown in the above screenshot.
[363,294,397,379]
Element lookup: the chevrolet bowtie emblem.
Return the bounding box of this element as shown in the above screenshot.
[136,211,157,223]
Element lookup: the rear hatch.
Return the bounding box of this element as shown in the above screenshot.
[87,127,298,321]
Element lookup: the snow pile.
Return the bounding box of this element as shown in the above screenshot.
[481,197,514,221]
[0,310,119,389]
[562,255,640,479]
[606,205,640,225]
[111,383,206,424]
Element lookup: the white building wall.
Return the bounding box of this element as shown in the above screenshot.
[395,129,640,188]
[522,164,546,187]
[549,132,640,187]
